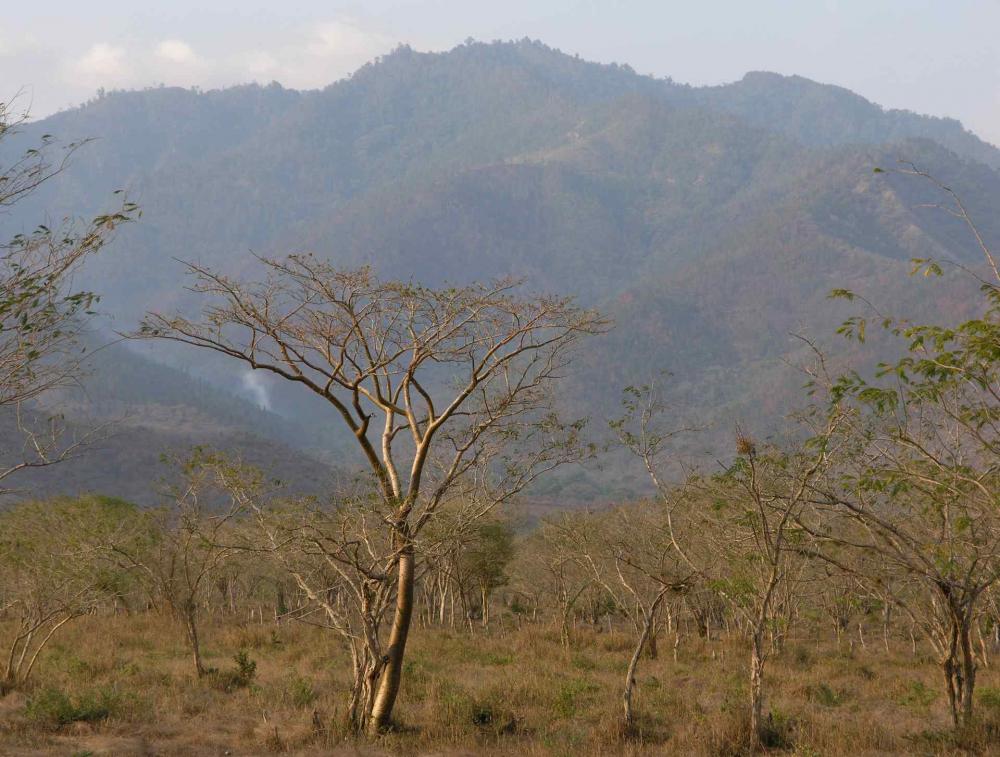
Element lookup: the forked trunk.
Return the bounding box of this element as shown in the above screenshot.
[943,609,977,729]
[623,591,667,732]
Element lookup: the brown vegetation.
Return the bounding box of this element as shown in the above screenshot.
[2,606,1000,755]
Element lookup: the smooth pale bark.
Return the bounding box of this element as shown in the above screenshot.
[622,589,668,731]
[749,630,766,752]
[369,543,415,733]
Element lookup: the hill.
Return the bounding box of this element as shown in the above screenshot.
[2,39,998,500]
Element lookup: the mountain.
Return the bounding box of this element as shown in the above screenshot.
[0,339,337,505]
[2,39,998,501]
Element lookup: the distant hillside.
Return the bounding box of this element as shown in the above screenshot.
[2,39,998,501]
[691,71,1000,168]
[0,338,339,504]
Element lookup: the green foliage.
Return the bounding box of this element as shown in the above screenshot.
[899,681,938,708]
[459,519,516,596]
[287,676,317,708]
[25,686,125,728]
[209,650,258,693]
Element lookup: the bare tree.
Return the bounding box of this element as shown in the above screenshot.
[0,495,135,690]
[139,260,607,730]
[517,514,595,646]
[697,441,827,749]
[612,382,829,748]
[230,478,397,734]
[106,451,246,677]
[558,504,687,733]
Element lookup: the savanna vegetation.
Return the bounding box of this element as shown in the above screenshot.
[4,44,1000,757]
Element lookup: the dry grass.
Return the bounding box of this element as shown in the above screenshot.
[2,614,1000,755]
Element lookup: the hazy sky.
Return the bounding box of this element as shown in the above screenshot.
[3,0,998,144]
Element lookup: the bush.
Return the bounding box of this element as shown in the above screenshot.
[209,649,258,692]
[288,676,317,708]
[899,680,937,708]
[26,687,123,728]
[805,682,844,707]
[979,686,1000,710]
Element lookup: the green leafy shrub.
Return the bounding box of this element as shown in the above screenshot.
[209,649,258,692]
[899,680,937,708]
[289,676,317,708]
[26,687,123,728]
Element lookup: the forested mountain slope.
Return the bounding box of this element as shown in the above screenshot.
[3,39,997,500]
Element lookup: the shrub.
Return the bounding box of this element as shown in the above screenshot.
[288,676,317,708]
[26,687,123,728]
[979,686,1000,710]
[209,649,258,692]
[899,680,937,708]
[806,682,844,707]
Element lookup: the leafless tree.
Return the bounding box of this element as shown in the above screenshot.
[0,495,135,690]
[139,260,606,730]
[106,452,246,677]
[558,504,687,732]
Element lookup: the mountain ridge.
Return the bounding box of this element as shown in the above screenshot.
[2,39,998,501]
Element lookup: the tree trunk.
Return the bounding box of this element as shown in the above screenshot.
[481,586,489,629]
[623,591,667,732]
[749,629,766,752]
[958,613,977,727]
[184,606,205,677]
[368,542,414,734]
[943,609,978,729]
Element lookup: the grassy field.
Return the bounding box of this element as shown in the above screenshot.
[1,614,999,755]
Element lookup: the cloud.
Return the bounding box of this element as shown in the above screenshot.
[156,39,198,65]
[242,50,280,78]
[307,19,392,59]
[226,19,396,91]
[75,43,125,79]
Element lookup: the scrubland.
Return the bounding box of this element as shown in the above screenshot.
[3,612,1000,756]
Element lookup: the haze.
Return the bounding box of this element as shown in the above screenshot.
[3,0,999,145]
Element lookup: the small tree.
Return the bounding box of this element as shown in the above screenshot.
[140,258,605,731]
[456,519,515,628]
[694,443,824,749]
[613,383,829,748]
[0,98,138,489]
[107,452,246,677]
[559,504,686,732]
[0,495,135,690]
[520,514,595,646]
[237,481,398,734]
[804,165,1000,728]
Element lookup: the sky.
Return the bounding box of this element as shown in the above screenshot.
[2,0,999,145]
